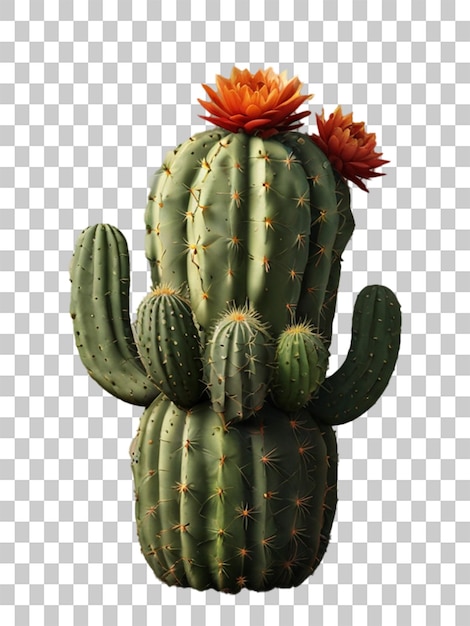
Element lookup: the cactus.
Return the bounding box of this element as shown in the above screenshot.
[271,322,329,412]
[134,285,203,408]
[309,285,401,426]
[129,394,338,592]
[203,306,274,423]
[69,224,159,406]
[69,67,400,593]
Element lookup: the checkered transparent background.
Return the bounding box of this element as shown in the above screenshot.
[1,1,469,624]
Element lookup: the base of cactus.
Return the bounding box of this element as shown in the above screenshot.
[130,395,338,593]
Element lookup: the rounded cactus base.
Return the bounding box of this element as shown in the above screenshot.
[130,395,338,593]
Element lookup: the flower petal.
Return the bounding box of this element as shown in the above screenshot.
[244,118,273,132]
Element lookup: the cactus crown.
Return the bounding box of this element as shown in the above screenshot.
[224,304,266,325]
[151,283,178,297]
[150,282,190,304]
[283,320,318,336]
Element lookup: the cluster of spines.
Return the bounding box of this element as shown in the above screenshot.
[130,395,338,592]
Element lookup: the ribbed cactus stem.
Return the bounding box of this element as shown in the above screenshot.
[145,131,227,288]
[130,395,338,593]
[277,135,339,329]
[271,322,329,412]
[144,130,340,336]
[203,306,274,423]
[135,285,203,408]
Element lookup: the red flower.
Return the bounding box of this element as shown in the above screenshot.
[198,67,313,139]
[310,106,389,192]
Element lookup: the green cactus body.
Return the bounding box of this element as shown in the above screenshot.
[318,175,355,349]
[276,133,340,331]
[203,307,274,424]
[310,285,401,425]
[135,286,203,408]
[145,129,338,336]
[271,323,329,412]
[130,395,338,593]
[69,224,158,406]
[70,69,400,594]
[145,131,226,288]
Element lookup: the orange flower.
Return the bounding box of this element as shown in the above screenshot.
[310,106,389,192]
[198,67,312,138]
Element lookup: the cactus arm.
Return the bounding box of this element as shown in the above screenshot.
[271,324,329,412]
[134,287,203,408]
[69,224,159,406]
[203,307,274,424]
[309,285,401,426]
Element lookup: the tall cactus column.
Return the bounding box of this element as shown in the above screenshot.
[144,128,340,337]
[70,67,400,593]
